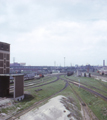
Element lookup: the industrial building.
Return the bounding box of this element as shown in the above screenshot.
[0,42,10,74]
[0,42,10,97]
[0,42,24,101]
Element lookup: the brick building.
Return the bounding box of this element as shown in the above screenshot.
[0,42,10,74]
[0,42,10,97]
[0,42,24,101]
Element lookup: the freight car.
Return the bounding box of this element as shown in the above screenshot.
[67,71,74,76]
[39,74,44,78]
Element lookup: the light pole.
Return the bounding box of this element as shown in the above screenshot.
[54,61,56,67]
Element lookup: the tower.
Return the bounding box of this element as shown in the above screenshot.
[103,60,105,67]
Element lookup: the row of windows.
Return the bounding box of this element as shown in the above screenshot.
[0,53,10,60]
[0,68,9,74]
[0,61,10,67]
[0,43,10,51]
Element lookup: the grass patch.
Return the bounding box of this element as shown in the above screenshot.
[65,75,107,96]
[71,83,107,120]
[14,79,66,111]
[4,74,107,120]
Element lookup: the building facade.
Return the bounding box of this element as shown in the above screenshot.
[0,42,10,97]
[0,42,24,100]
[0,42,10,74]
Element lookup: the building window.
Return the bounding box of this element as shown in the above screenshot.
[0,53,3,59]
[1,44,4,49]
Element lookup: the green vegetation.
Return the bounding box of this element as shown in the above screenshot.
[71,84,107,120]
[24,76,57,90]
[1,74,107,120]
[65,75,107,96]
[16,79,65,111]
[57,85,81,110]
[1,78,66,113]
[24,76,55,84]
[1,75,81,118]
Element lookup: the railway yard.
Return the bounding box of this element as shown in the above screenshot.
[0,73,107,120]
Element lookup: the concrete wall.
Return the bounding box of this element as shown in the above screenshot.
[0,76,9,97]
[14,76,24,99]
[82,72,91,77]
[82,72,86,77]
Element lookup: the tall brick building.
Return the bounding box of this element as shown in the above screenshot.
[0,42,10,74]
[0,42,24,101]
[0,42,10,97]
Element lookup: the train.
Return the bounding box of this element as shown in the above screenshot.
[10,73,44,84]
[67,71,74,76]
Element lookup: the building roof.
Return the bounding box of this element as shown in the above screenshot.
[0,74,24,77]
[0,41,10,45]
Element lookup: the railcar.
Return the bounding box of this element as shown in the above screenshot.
[67,71,74,76]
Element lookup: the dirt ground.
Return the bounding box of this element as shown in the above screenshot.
[15,95,82,120]
[81,103,98,120]
[0,95,98,120]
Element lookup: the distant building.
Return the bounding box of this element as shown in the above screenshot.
[20,63,26,66]
[75,64,78,68]
[10,62,20,67]
[86,64,90,72]
[77,70,81,77]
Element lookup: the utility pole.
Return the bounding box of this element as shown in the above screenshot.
[64,57,65,67]
[54,61,56,67]
[13,57,15,63]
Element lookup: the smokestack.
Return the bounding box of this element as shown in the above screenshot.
[103,60,105,67]
[13,57,15,63]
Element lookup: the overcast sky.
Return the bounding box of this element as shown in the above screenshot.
[0,0,107,66]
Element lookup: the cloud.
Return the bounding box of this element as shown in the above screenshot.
[7,19,107,65]
[0,0,107,65]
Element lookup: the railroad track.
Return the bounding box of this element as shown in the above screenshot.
[73,82,107,101]
[5,74,103,120]
[24,76,60,90]
[68,82,98,120]
[5,74,100,120]
[91,75,107,88]
[24,76,57,86]
[64,76,107,94]
[10,75,63,92]
[63,76,107,102]
[10,75,60,92]
[10,76,56,89]
[6,80,69,120]
[59,77,98,120]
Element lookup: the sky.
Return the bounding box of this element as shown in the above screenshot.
[0,0,107,66]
